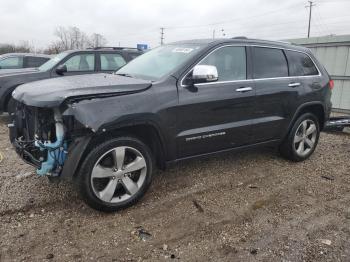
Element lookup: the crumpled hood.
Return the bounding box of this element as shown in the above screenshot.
[13,73,152,108]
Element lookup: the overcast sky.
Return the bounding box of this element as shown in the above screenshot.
[0,0,349,50]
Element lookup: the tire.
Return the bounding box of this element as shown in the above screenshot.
[279,113,320,162]
[7,97,17,116]
[77,136,154,212]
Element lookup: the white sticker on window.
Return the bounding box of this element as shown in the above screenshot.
[172,48,194,54]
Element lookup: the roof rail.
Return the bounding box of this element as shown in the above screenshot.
[87,46,142,51]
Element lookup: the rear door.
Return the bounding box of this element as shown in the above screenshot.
[177,45,256,158]
[251,46,301,143]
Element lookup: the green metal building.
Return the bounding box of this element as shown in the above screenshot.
[288,35,350,113]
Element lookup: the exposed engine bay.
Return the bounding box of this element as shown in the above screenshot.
[10,103,82,177]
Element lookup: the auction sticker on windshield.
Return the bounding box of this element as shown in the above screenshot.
[172,48,194,53]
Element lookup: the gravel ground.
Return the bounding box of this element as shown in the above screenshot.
[0,114,349,262]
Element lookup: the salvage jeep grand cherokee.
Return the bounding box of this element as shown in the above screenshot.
[9,38,332,212]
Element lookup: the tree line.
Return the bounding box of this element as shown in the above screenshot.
[0,26,107,55]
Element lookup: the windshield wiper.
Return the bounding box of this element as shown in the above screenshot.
[115,73,133,78]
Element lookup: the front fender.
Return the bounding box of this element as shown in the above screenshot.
[60,135,92,179]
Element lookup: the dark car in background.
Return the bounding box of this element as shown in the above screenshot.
[0,47,143,113]
[0,53,51,70]
[9,38,332,212]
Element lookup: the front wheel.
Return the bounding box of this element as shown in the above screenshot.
[279,113,320,162]
[77,136,154,212]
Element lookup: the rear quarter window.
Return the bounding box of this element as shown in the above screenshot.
[285,50,319,76]
[252,47,288,79]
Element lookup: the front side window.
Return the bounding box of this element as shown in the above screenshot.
[253,47,288,79]
[0,56,23,69]
[61,54,95,72]
[100,53,126,71]
[285,50,319,76]
[39,52,68,71]
[116,44,204,81]
[199,46,246,82]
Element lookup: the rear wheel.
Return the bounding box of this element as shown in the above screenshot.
[78,136,154,212]
[279,113,320,162]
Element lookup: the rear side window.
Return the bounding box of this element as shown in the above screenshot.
[100,53,126,71]
[26,57,49,68]
[253,47,288,79]
[0,56,23,69]
[199,46,246,81]
[285,50,319,76]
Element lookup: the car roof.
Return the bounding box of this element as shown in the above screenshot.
[170,37,309,52]
[0,53,52,58]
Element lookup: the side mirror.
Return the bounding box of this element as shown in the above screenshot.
[192,65,218,84]
[55,64,67,75]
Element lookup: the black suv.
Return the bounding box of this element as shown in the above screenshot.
[0,53,51,70]
[0,47,142,113]
[9,38,332,212]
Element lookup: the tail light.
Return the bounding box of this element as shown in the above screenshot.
[329,79,334,90]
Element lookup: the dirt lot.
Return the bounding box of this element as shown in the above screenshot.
[0,114,349,262]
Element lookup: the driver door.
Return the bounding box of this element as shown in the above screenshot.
[176,46,255,158]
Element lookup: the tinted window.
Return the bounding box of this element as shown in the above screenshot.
[199,46,246,81]
[0,56,23,69]
[61,54,95,72]
[100,53,126,71]
[253,47,288,78]
[285,50,319,76]
[26,57,49,68]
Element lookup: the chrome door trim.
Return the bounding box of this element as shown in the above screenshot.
[180,44,322,88]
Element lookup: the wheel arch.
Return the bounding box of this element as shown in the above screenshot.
[63,122,167,180]
[284,102,325,139]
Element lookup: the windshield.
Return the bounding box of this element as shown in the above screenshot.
[116,44,204,81]
[38,52,68,71]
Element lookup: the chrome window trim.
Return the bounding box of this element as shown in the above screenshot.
[180,44,322,87]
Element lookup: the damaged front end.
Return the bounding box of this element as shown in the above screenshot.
[9,103,89,178]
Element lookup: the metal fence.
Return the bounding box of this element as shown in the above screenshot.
[288,35,350,115]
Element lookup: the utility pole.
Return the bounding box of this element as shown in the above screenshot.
[160,27,165,45]
[212,29,216,39]
[306,1,315,38]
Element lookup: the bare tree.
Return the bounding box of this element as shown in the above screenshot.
[0,41,33,55]
[89,33,107,48]
[51,26,107,52]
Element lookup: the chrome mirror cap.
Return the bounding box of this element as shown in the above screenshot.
[192,65,218,83]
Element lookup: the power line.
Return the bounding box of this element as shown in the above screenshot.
[164,2,301,30]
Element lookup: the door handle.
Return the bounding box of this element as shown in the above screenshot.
[288,82,301,87]
[236,87,253,92]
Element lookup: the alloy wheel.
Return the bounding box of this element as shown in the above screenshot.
[91,146,147,203]
[293,119,317,157]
